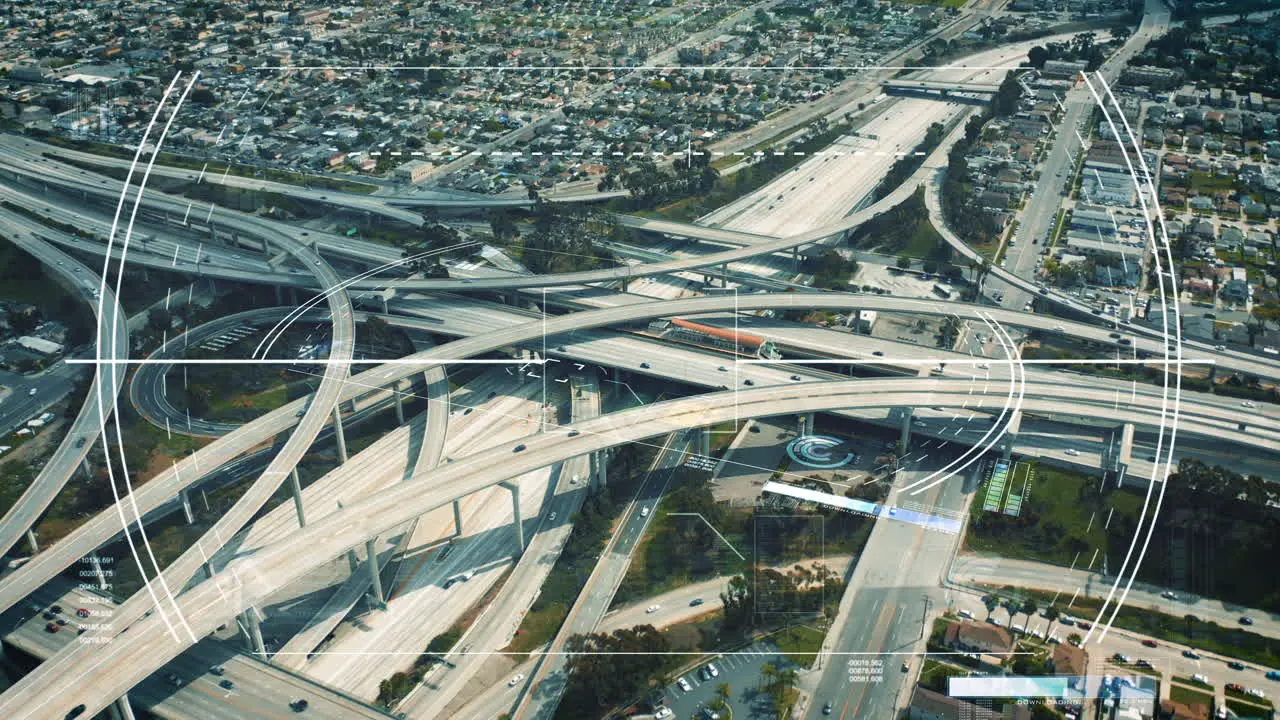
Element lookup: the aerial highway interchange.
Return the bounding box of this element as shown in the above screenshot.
[0,1,1278,719]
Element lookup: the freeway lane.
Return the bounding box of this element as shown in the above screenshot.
[804,456,972,720]
[0,136,359,710]
[0,378,1274,719]
[13,124,1274,386]
[0,289,1271,628]
[0,221,128,560]
[8,143,1280,383]
[0,284,1272,717]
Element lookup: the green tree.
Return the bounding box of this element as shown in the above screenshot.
[1043,605,1060,638]
[982,594,999,620]
[1020,598,1038,631]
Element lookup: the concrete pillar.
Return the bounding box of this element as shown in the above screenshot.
[394,380,405,425]
[180,489,194,524]
[699,428,711,457]
[453,499,464,537]
[89,555,108,591]
[289,468,307,528]
[26,529,38,554]
[242,607,266,657]
[899,408,914,450]
[798,413,814,436]
[594,450,608,487]
[202,561,215,580]
[289,287,299,305]
[274,285,283,305]
[81,457,93,481]
[500,481,525,552]
[332,405,348,464]
[1000,411,1022,463]
[366,539,385,607]
[112,694,136,720]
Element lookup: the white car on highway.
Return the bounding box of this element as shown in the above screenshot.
[646,605,661,614]
[508,674,525,687]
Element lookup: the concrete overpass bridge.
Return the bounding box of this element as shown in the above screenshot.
[2,373,1276,720]
[883,79,1003,95]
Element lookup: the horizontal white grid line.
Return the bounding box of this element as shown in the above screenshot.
[365,150,926,158]
[740,358,1213,365]
[68,358,544,365]
[269,65,1022,72]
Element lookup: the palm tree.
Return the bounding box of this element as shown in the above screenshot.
[977,258,992,292]
[1043,605,1060,639]
[982,594,999,620]
[1002,598,1017,626]
[1020,599,1038,633]
[774,667,799,705]
[716,682,731,705]
[758,662,776,693]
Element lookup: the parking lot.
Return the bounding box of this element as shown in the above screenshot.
[659,640,800,720]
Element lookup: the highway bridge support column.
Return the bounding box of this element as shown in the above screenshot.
[289,468,307,528]
[899,408,913,450]
[592,450,608,488]
[365,539,385,608]
[453,499,464,537]
[393,380,405,425]
[499,481,525,552]
[88,555,108,590]
[109,693,137,720]
[1115,422,1134,487]
[242,607,266,657]
[798,413,814,436]
[25,529,37,554]
[81,457,93,480]
[1000,411,1022,464]
[332,405,348,464]
[699,428,711,457]
[180,489,195,524]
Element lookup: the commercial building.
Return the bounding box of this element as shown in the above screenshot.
[16,336,62,356]
[394,159,434,184]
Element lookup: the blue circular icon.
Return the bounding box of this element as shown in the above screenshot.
[786,435,855,469]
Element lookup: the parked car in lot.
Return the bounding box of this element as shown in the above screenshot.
[677,676,692,692]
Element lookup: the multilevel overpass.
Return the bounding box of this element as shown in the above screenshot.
[6,143,1276,386]
[0,284,1276,717]
[1,582,393,720]
[0,223,128,560]
[0,371,1273,720]
[883,79,1003,94]
[2,287,1276,627]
